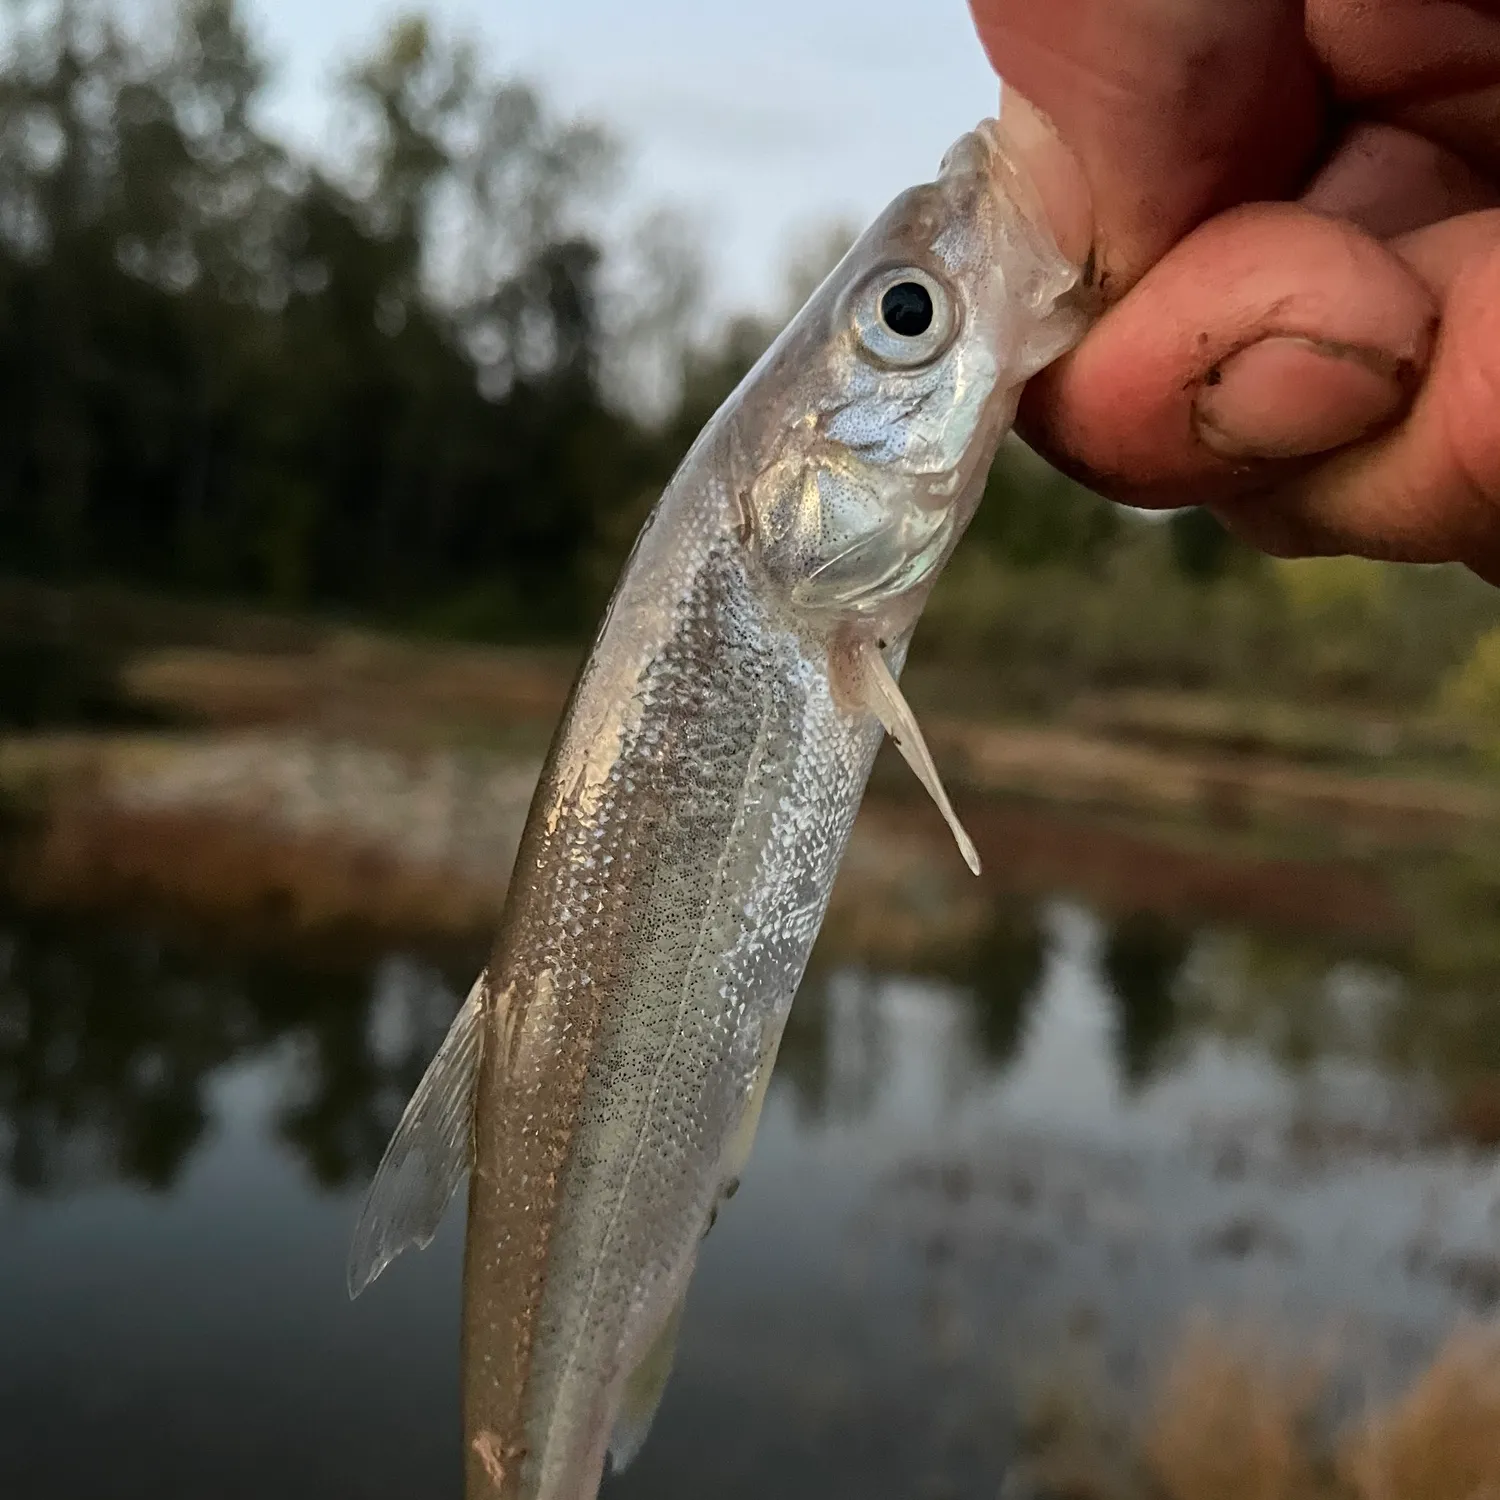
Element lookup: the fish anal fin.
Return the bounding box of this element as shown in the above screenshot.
[835,632,981,875]
[609,1288,689,1474]
[346,970,491,1299]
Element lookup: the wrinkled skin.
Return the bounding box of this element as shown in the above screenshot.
[970,0,1500,583]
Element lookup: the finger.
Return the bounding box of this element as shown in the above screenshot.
[968,0,1321,292]
[1210,211,1500,582]
[1015,203,1438,509]
[1308,0,1500,180]
[1301,122,1500,240]
[1394,208,1500,291]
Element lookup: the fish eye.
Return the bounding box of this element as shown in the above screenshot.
[880,281,934,338]
[850,267,955,369]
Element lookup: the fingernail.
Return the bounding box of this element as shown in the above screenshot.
[1195,337,1410,461]
[998,84,1093,268]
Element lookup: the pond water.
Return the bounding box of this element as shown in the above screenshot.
[4,875,1500,1499]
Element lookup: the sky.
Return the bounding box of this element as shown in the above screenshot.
[244,0,1003,315]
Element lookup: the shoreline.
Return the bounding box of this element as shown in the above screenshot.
[0,725,1420,961]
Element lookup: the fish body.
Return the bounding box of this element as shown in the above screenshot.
[349,115,1087,1500]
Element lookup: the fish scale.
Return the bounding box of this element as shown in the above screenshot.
[348,111,1091,1500]
[522,546,883,1500]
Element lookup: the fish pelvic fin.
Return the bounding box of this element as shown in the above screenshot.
[609,1285,690,1474]
[838,631,981,875]
[346,970,489,1298]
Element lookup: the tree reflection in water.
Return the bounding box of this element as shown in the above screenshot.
[1100,913,1191,1090]
[0,903,471,1196]
[276,955,465,1189]
[10,882,1494,1198]
[773,971,832,1125]
[961,902,1048,1068]
[774,899,1051,1124]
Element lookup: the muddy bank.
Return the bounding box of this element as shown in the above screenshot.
[4,579,1497,852]
[0,734,533,949]
[126,638,1500,843]
[925,717,1500,846]
[0,731,1421,960]
[0,597,1488,967]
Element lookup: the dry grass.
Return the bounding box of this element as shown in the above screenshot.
[1063,691,1471,768]
[927,717,1500,846]
[1009,1320,1500,1500]
[1145,1322,1332,1500]
[1340,1328,1500,1500]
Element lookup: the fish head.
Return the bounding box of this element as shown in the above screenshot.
[732,117,1086,629]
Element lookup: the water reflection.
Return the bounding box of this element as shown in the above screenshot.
[778,902,1048,1124]
[773,966,830,1123]
[0,905,467,1195]
[5,885,1500,1500]
[8,887,1500,1198]
[945,902,1048,1068]
[1102,913,1189,1089]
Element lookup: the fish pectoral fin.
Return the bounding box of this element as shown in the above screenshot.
[609,1286,690,1475]
[346,971,488,1299]
[847,634,981,876]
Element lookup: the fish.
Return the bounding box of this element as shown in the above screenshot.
[347,109,1089,1500]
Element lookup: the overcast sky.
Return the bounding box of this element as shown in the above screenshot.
[246,0,1002,314]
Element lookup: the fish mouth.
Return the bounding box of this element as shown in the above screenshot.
[935,115,1047,240]
[942,109,1093,273]
[938,118,1004,184]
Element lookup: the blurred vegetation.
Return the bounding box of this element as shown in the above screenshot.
[923,493,1498,715]
[0,0,691,636]
[1438,627,1500,756]
[0,896,479,1194]
[0,0,1492,710]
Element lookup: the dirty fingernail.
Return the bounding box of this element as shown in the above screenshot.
[1194,337,1411,461]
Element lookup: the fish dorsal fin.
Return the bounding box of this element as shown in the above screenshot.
[609,1287,690,1474]
[346,971,488,1298]
[844,634,981,875]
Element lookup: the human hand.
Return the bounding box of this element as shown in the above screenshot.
[970,0,1500,583]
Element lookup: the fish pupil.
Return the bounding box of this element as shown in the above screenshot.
[880,281,933,338]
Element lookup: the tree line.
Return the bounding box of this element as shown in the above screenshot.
[9,0,1490,710]
[0,0,1220,640]
[0,1,745,635]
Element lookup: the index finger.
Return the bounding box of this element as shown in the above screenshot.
[969,0,1322,292]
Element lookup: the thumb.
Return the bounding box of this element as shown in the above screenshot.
[1015,203,1439,511]
[1211,210,1500,582]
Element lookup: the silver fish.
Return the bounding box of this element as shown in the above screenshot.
[348,113,1087,1500]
